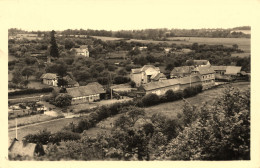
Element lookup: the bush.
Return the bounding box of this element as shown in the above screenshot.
[165,90,175,101]
[54,93,72,108]
[8,87,53,97]
[141,93,160,107]
[130,81,136,88]
[113,76,130,84]
[50,131,81,144]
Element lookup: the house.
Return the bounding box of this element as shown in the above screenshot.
[63,75,79,88]
[66,82,106,104]
[8,139,45,158]
[151,73,167,82]
[170,66,194,78]
[179,75,202,90]
[186,60,211,67]
[139,78,180,96]
[225,66,242,77]
[71,45,89,57]
[40,73,58,86]
[191,66,215,90]
[130,65,161,87]
[211,66,227,75]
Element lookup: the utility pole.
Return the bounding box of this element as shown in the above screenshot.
[15,117,17,140]
[190,74,191,88]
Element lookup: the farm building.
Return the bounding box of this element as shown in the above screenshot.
[130,65,161,87]
[191,66,215,90]
[211,66,227,75]
[186,60,211,67]
[62,75,79,88]
[139,78,180,96]
[179,75,202,90]
[70,45,89,57]
[40,73,58,86]
[66,82,106,104]
[225,66,242,76]
[170,66,194,78]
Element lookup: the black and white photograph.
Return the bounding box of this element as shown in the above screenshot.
[0,0,259,167]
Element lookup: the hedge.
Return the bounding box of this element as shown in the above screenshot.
[8,87,53,97]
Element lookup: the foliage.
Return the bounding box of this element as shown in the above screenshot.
[141,93,160,107]
[50,30,59,57]
[113,76,130,84]
[8,87,53,97]
[54,93,72,108]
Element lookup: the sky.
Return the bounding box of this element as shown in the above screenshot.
[0,0,259,31]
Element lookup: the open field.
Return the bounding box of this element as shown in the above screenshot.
[91,36,123,41]
[231,52,250,58]
[8,114,62,129]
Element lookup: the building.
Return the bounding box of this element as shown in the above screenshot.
[40,73,58,86]
[139,78,180,96]
[130,65,161,87]
[66,82,106,104]
[225,66,242,77]
[170,66,194,78]
[71,45,89,57]
[179,75,202,90]
[16,33,43,40]
[211,66,227,75]
[62,75,79,88]
[151,73,167,82]
[191,66,215,90]
[186,60,211,67]
[212,65,242,80]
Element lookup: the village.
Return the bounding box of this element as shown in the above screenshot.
[7,28,250,160]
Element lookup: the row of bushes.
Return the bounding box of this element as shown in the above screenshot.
[139,85,203,107]
[64,100,135,133]
[8,87,53,97]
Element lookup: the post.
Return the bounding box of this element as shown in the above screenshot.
[190,74,191,88]
[15,117,17,140]
[111,88,113,99]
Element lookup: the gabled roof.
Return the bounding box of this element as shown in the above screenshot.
[9,140,36,157]
[131,65,160,74]
[193,66,215,75]
[179,75,201,85]
[66,82,105,98]
[141,79,179,91]
[40,73,57,80]
[170,66,194,75]
[151,73,166,81]
[225,66,242,75]
[211,66,227,71]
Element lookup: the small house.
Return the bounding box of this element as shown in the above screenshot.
[40,73,58,86]
[71,45,89,57]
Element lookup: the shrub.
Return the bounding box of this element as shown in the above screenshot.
[130,81,136,88]
[113,76,130,84]
[50,131,81,144]
[165,90,175,101]
[54,93,72,108]
[141,93,160,107]
[23,129,51,145]
[8,88,53,97]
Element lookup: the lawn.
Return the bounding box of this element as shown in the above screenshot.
[8,114,62,129]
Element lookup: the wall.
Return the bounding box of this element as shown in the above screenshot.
[71,94,100,105]
[130,73,142,87]
[146,84,180,96]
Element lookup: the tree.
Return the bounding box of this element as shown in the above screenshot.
[50,30,59,58]
[57,78,68,87]
[141,93,160,106]
[54,93,72,108]
[21,67,34,81]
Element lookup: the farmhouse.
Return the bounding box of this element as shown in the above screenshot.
[40,73,58,86]
[139,78,180,96]
[130,65,161,87]
[191,66,215,89]
[225,66,242,77]
[71,45,89,57]
[66,82,106,104]
[170,66,194,78]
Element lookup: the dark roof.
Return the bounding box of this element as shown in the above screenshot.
[211,66,227,71]
[179,75,201,85]
[193,66,215,75]
[40,73,57,80]
[141,79,179,91]
[170,66,194,75]
[66,82,105,98]
[225,66,242,75]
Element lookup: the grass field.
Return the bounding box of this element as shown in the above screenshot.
[90,36,250,53]
[231,52,250,58]
[8,114,61,129]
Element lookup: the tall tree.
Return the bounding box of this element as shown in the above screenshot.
[50,30,59,58]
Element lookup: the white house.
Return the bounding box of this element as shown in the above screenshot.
[40,73,58,86]
[130,65,161,87]
[71,45,89,57]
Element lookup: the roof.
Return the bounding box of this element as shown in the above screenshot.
[131,65,160,74]
[40,73,57,80]
[66,82,105,98]
[141,79,179,91]
[80,45,88,49]
[211,66,227,71]
[179,75,201,85]
[63,75,78,85]
[189,60,209,66]
[225,66,242,75]
[9,140,36,157]
[170,66,194,75]
[193,66,215,75]
[151,73,166,81]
